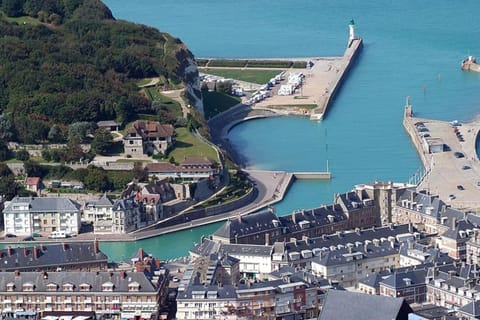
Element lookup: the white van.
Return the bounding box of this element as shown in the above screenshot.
[48,231,67,239]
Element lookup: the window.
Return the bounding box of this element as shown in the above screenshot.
[128,282,141,292]
[79,283,91,292]
[102,282,114,292]
[22,283,35,292]
[46,283,58,292]
[63,283,74,291]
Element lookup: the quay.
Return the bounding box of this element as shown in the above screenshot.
[403,99,480,211]
[251,20,363,121]
[293,171,331,179]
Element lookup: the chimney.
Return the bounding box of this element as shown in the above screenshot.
[7,246,12,256]
[292,212,296,224]
[62,243,68,251]
[34,246,39,259]
[120,270,127,279]
[145,264,152,274]
[452,217,457,229]
[42,271,48,279]
[24,247,28,257]
[265,233,270,246]
[14,270,20,277]
[136,261,144,272]
[408,222,413,233]
[109,271,114,278]
[94,238,99,254]
[291,238,297,246]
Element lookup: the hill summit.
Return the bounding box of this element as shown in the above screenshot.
[0,0,202,143]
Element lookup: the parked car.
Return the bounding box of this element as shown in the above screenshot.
[454,152,464,158]
[457,185,465,191]
[462,165,471,170]
[23,236,35,241]
[448,194,456,200]
[5,233,16,238]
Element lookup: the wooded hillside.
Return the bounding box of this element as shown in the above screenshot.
[0,0,196,143]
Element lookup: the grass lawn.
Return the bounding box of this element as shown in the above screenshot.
[3,15,42,25]
[144,88,182,118]
[168,127,218,162]
[200,68,282,85]
[203,91,241,120]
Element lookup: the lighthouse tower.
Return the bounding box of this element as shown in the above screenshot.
[348,19,356,44]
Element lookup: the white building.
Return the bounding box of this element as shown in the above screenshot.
[3,197,81,236]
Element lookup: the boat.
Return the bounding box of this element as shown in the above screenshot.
[461,55,480,72]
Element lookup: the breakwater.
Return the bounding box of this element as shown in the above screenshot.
[310,38,363,120]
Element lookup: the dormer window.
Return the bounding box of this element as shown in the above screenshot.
[46,283,58,292]
[79,283,91,292]
[63,283,74,292]
[102,281,114,292]
[128,282,140,292]
[6,282,15,292]
[22,282,35,292]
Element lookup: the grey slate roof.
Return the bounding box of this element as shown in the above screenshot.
[336,191,372,211]
[214,204,348,242]
[281,224,412,254]
[213,210,278,240]
[379,267,428,289]
[0,270,157,293]
[312,241,398,267]
[0,242,108,271]
[221,243,273,257]
[396,189,444,220]
[459,299,480,317]
[4,197,81,212]
[319,289,413,320]
[441,219,475,241]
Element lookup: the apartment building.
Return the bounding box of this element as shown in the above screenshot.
[0,269,167,320]
[3,197,81,236]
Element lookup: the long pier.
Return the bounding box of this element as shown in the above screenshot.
[402,102,480,211]
[293,172,331,179]
[310,38,363,120]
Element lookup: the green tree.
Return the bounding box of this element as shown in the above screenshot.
[0,139,10,161]
[91,128,113,155]
[132,162,146,181]
[84,166,110,191]
[0,175,20,200]
[24,160,44,177]
[0,161,16,200]
[47,125,65,143]
[2,0,24,17]
[68,122,97,144]
[15,149,30,161]
[41,149,52,162]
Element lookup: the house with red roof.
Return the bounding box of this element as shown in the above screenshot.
[24,177,42,193]
[123,120,175,157]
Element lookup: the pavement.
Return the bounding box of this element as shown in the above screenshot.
[405,115,480,211]
[254,57,344,111]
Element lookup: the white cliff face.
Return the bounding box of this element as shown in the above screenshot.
[183,57,204,115]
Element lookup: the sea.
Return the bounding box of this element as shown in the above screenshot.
[97,0,480,261]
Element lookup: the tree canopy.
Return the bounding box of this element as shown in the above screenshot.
[0,0,195,143]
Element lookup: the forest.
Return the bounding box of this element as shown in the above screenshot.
[0,0,195,144]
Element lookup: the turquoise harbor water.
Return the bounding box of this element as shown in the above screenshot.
[99,0,480,261]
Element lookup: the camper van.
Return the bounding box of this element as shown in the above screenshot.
[48,231,67,239]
